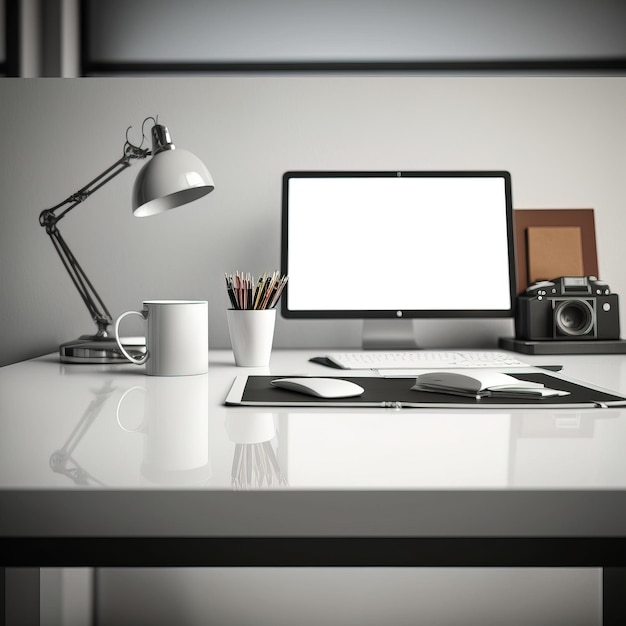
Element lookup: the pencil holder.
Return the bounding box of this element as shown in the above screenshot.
[226,308,276,367]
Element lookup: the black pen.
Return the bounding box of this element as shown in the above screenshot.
[225,274,238,309]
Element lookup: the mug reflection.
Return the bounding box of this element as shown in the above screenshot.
[117,374,211,486]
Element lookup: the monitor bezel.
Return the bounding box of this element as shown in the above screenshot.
[280,170,517,320]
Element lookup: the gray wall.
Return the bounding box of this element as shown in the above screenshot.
[1,76,626,366]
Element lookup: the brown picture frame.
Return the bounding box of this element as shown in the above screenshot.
[513,209,598,294]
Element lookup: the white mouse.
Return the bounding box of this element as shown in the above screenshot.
[271,377,365,399]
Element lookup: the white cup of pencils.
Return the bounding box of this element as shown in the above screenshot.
[225,271,287,367]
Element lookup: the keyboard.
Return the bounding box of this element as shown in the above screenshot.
[325,350,528,370]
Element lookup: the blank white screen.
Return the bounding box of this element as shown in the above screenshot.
[285,174,513,314]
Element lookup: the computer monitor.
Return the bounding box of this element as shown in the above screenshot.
[280,171,516,348]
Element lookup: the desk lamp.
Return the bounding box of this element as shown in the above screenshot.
[39,116,214,364]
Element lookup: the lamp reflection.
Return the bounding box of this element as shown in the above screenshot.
[49,380,115,485]
[117,375,211,486]
[226,411,287,489]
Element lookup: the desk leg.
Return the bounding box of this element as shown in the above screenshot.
[603,568,626,626]
[2,568,40,626]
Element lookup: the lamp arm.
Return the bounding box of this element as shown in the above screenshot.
[38,145,150,337]
[46,225,113,335]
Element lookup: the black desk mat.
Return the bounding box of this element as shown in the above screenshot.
[237,372,626,408]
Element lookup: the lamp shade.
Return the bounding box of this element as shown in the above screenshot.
[132,141,214,217]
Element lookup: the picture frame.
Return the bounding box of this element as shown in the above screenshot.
[513,209,598,293]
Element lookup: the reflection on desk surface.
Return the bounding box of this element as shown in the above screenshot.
[0,351,625,490]
[227,411,287,489]
[277,409,622,489]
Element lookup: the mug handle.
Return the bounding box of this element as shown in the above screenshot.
[116,385,145,432]
[115,310,149,365]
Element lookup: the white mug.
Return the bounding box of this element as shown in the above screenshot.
[115,300,208,376]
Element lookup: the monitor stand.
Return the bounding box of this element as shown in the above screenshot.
[362,319,419,350]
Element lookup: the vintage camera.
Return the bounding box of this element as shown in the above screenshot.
[515,276,620,341]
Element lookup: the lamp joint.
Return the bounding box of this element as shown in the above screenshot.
[39,209,57,232]
[151,124,175,154]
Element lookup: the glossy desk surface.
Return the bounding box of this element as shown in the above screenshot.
[1,349,626,566]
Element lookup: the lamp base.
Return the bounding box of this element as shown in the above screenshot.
[60,335,146,364]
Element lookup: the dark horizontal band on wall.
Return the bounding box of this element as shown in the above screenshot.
[82,57,626,76]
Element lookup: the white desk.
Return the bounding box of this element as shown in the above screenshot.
[1,349,626,623]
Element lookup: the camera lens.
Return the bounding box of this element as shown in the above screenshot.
[554,299,595,337]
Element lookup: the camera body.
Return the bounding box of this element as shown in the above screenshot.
[515,276,620,341]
